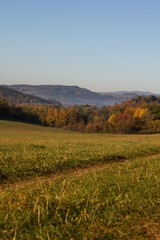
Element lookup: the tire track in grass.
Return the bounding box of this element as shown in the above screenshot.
[1,153,160,191]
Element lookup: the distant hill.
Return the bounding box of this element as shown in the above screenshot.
[102,91,154,95]
[101,91,159,103]
[3,84,159,107]
[8,85,117,107]
[0,86,61,107]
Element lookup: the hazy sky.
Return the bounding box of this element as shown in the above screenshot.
[1,0,160,93]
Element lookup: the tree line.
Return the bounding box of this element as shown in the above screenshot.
[1,95,160,134]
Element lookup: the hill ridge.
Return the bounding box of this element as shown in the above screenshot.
[1,84,159,107]
[0,85,61,107]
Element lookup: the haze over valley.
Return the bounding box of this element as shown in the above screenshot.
[1,84,158,107]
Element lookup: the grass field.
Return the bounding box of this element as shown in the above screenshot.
[0,120,160,239]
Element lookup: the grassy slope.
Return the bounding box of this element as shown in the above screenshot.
[1,120,160,182]
[0,120,160,239]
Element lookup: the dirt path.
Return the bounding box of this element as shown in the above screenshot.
[0,153,160,191]
[0,161,124,191]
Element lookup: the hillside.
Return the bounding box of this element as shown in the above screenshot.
[1,92,160,133]
[102,90,159,102]
[8,84,159,107]
[8,84,116,107]
[2,84,159,107]
[7,84,141,107]
[0,86,61,107]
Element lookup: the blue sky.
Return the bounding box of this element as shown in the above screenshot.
[1,0,160,93]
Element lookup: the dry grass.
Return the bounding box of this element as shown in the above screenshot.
[0,120,160,239]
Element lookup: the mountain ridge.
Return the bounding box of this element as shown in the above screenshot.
[1,84,159,107]
[0,86,61,107]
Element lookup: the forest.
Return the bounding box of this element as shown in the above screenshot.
[1,95,160,134]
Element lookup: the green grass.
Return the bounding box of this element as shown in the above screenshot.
[0,120,160,182]
[0,120,160,239]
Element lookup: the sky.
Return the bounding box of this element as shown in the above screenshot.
[1,0,160,93]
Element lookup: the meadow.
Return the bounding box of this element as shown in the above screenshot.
[0,120,160,239]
